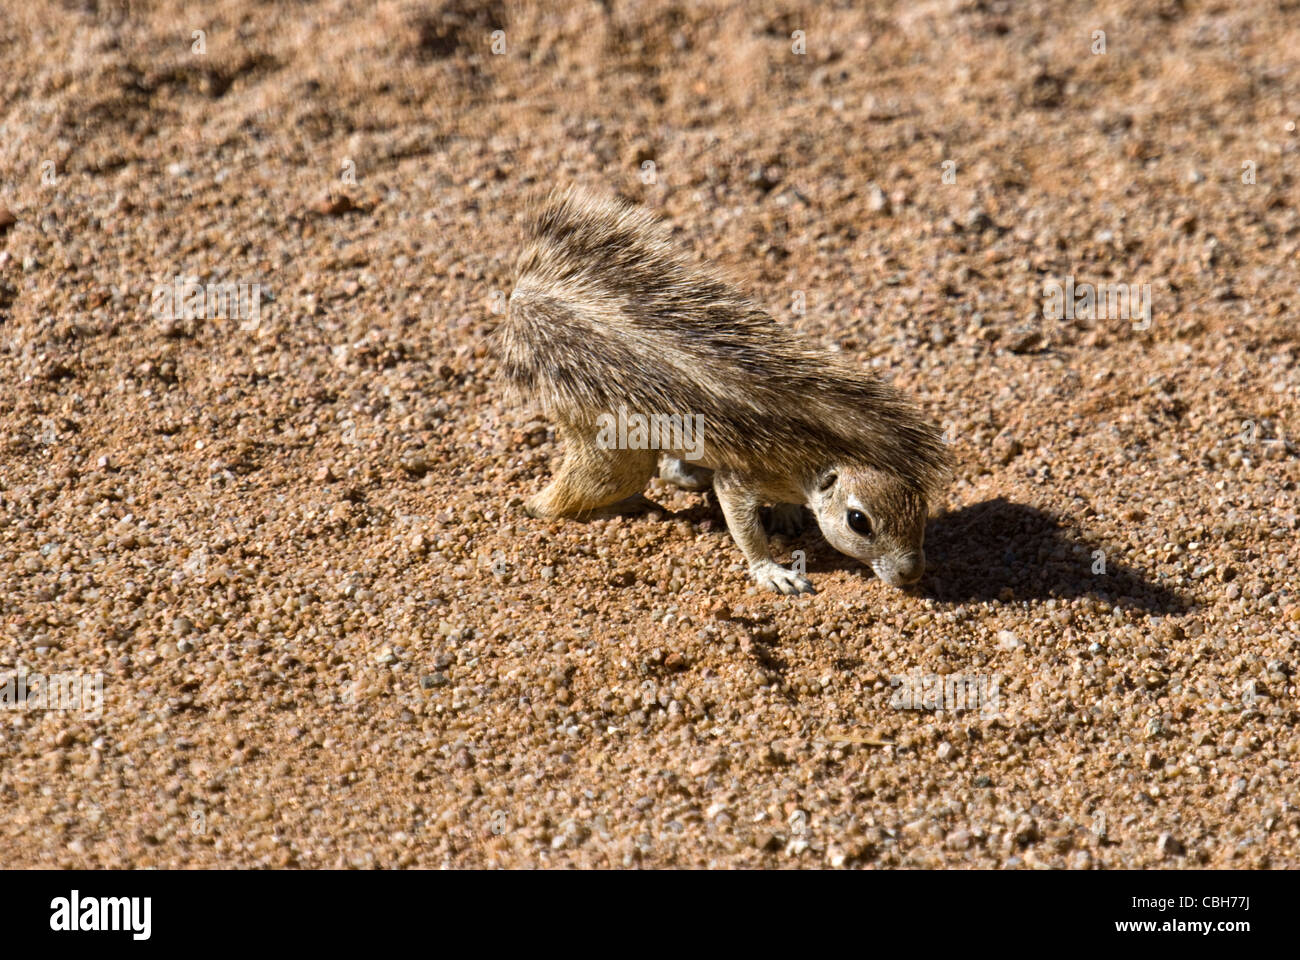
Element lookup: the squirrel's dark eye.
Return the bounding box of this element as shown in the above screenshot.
[847,510,873,537]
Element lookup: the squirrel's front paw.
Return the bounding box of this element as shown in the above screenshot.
[751,562,815,595]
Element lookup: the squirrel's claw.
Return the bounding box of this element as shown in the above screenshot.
[752,562,816,595]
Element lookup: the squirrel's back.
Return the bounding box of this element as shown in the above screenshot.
[500,187,950,493]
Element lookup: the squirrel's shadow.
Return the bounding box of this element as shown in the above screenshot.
[656,494,1187,615]
[793,497,1189,615]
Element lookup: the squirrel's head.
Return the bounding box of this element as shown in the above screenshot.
[807,465,929,587]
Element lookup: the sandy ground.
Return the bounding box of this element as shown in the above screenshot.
[0,0,1297,868]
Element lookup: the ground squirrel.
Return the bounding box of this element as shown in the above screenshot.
[500,188,952,594]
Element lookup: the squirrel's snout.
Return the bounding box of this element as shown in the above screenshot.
[878,552,925,586]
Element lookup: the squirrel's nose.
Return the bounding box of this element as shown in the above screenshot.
[893,552,925,585]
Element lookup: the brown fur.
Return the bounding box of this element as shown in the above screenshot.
[500,187,952,494]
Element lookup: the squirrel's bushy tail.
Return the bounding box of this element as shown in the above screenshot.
[499,187,952,496]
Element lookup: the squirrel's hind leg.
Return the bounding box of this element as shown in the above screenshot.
[765,502,809,537]
[526,427,657,519]
[658,456,714,491]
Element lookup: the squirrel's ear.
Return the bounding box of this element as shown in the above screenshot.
[816,470,838,493]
